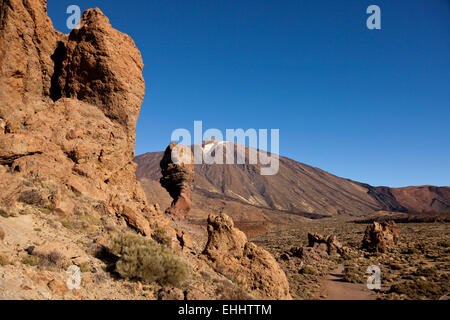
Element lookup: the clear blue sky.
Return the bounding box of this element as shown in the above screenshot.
[47,0,449,188]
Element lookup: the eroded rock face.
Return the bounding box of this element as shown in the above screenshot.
[59,8,145,134]
[203,214,291,300]
[361,221,400,253]
[0,0,64,105]
[0,0,166,236]
[307,232,348,256]
[160,143,194,218]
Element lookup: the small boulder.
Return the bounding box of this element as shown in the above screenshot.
[0,225,5,241]
[307,232,348,256]
[361,221,400,253]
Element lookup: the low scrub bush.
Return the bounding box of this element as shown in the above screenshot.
[109,233,190,286]
[151,228,171,247]
[299,265,318,276]
[22,256,41,266]
[390,280,444,298]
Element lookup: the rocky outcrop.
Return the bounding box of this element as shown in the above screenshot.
[59,8,145,134]
[0,225,4,241]
[361,221,400,253]
[203,214,291,300]
[286,233,349,262]
[0,0,64,105]
[0,0,167,236]
[307,232,348,256]
[176,229,193,251]
[160,143,194,218]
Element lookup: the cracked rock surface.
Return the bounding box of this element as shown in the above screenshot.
[0,0,163,235]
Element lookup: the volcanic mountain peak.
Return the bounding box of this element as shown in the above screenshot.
[135,146,450,221]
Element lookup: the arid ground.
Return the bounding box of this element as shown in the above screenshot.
[250,218,450,300]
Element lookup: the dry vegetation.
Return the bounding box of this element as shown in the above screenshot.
[251,218,450,300]
[109,233,191,287]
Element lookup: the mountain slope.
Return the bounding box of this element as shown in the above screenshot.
[134,142,450,219]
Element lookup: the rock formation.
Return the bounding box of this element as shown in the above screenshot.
[0,225,4,241]
[286,232,349,262]
[160,143,194,218]
[0,0,167,236]
[307,232,348,256]
[203,214,291,300]
[361,221,400,253]
[0,1,293,301]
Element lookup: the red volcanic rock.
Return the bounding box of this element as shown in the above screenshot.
[59,8,145,133]
[160,143,194,218]
[0,0,64,104]
[307,232,348,256]
[361,221,400,253]
[203,214,291,300]
[0,0,166,236]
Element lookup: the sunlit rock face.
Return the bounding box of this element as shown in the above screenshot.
[0,0,165,236]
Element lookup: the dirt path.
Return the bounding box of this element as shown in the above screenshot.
[320,265,377,300]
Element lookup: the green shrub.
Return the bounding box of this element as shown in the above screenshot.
[22,256,41,266]
[22,250,65,269]
[401,247,420,255]
[343,265,364,283]
[109,233,190,286]
[38,250,65,268]
[0,207,19,218]
[151,228,172,247]
[389,263,404,270]
[79,262,91,273]
[390,280,444,298]
[60,214,99,232]
[413,267,437,277]
[437,241,450,248]
[299,265,318,275]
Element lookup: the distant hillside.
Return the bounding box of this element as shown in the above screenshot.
[134,142,450,221]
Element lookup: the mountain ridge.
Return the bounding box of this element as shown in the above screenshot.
[134,144,450,220]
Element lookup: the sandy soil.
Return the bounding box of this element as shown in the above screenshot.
[320,264,376,300]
